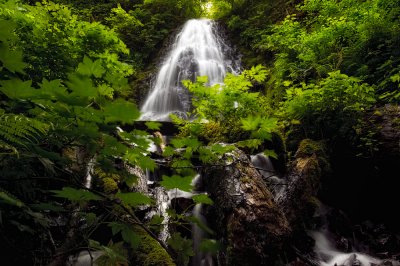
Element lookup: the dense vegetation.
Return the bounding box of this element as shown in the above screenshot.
[0,0,399,265]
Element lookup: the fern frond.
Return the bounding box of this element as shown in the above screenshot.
[0,114,48,153]
[0,187,25,208]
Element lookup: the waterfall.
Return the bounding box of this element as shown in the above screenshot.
[140,18,239,121]
[250,153,286,200]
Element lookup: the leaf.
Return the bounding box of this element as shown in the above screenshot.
[109,222,140,249]
[162,146,175,157]
[160,175,193,192]
[98,83,114,98]
[77,56,105,78]
[86,212,97,225]
[241,116,261,131]
[66,74,97,99]
[145,121,162,130]
[263,149,278,159]
[200,239,221,254]
[39,79,67,99]
[103,99,140,124]
[192,194,213,205]
[0,44,26,73]
[123,150,156,171]
[0,79,33,99]
[124,175,137,187]
[167,232,194,266]
[236,139,263,149]
[116,192,153,207]
[51,187,101,202]
[0,191,24,208]
[0,19,17,42]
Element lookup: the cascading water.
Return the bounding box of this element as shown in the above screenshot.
[140,18,239,121]
[250,153,286,200]
[311,230,382,266]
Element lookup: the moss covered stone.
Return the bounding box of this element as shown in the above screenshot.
[132,227,175,266]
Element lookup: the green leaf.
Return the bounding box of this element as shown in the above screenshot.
[0,44,26,73]
[192,194,213,205]
[0,191,24,208]
[77,56,105,78]
[98,84,114,98]
[263,149,278,159]
[123,151,156,171]
[167,232,194,265]
[241,116,261,131]
[0,79,33,99]
[162,146,175,157]
[108,222,140,249]
[0,19,17,42]
[200,239,221,254]
[51,187,101,202]
[116,192,153,207]
[39,79,67,99]
[145,121,162,130]
[160,175,193,192]
[103,99,140,124]
[86,212,97,225]
[236,139,263,149]
[124,175,137,188]
[66,74,97,99]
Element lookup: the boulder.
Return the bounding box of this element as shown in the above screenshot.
[202,149,290,265]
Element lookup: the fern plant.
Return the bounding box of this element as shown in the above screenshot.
[0,113,48,155]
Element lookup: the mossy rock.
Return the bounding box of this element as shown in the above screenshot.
[295,139,325,158]
[132,227,175,266]
[295,139,330,174]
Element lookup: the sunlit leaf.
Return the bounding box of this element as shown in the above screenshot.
[263,149,278,159]
[192,194,213,205]
[77,56,105,78]
[160,175,193,192]
[51,187,101,202]
[116,192,153,207]
[145,121,162,130]
[103,99,140,124]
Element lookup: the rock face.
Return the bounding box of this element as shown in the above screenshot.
[202,149,290,266]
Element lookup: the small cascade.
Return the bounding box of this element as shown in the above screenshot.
[311,230,382,266]
[150,187,171,243]
[250,153,286,200]
[192,204,214,266]
[140,18,240,121]
[84,158,95,189]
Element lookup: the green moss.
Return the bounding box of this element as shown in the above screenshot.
[103,177,118,194]
[295,139,331,178]
[296,139,325,159]
[132,227,176,266]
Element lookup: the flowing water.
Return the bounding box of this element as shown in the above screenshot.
[311,230,382,266]
[250,153,286,200]
[140,18,239,121]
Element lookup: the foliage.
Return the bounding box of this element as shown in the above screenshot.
[181,65,276,145]
[281,71,376,139]
[0,1,133,84]
[167,232,194,266]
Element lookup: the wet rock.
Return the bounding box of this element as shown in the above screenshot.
[278,139,329,230]
[202,149,290,266]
